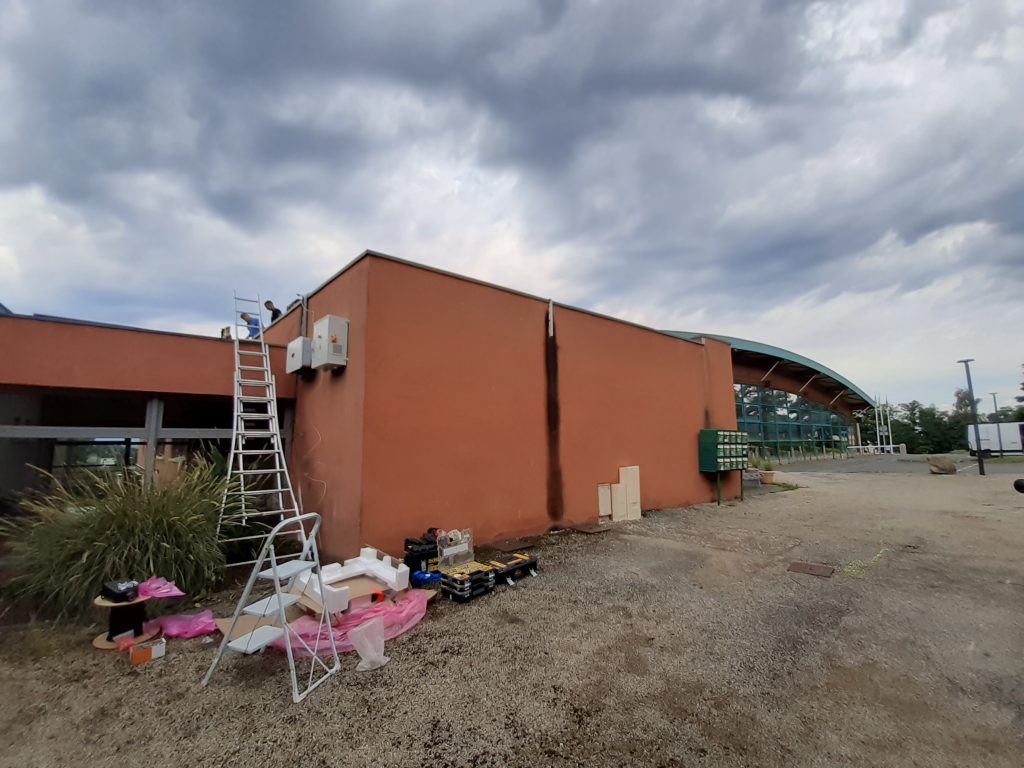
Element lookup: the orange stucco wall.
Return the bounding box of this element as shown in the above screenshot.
[0,316,294,398]
[701,337,742,499]
[271,259,369,559]
[1,257,741,560]
[279,255,740,558]
[556,312,739,521]
[358,258,550,556]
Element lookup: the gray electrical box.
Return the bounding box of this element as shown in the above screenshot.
[286,337,312,373]
[312,315,349,369]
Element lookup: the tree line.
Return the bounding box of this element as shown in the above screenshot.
[857,364,1024,454]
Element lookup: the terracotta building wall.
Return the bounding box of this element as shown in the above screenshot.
[0,316,294,398]
[268,259,370,559]
[261,254,740,558]
[554,310,737,521]
[358,258,551,556]
[700,337,742,499]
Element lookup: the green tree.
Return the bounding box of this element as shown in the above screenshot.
[952,388,981,422]
[919,405,962,453]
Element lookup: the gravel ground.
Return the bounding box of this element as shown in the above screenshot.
[2,471,1022,768]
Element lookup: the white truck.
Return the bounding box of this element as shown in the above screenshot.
[967,422,1024,456]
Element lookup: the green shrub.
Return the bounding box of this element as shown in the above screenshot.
[0,459,242,620]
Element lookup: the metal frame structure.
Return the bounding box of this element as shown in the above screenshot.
[0,412,232,482]
[202,512,340,703]
[735,383,852,459]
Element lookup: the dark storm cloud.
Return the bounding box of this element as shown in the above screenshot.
[1,0,1022,343]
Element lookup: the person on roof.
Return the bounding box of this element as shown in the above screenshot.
[264,300,282,322]
[240,312,261,339]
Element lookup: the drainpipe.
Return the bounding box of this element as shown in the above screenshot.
[297,293,309,338]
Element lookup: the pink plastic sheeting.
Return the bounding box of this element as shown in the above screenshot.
[138,576,186,599]
[145,610,217,638]
[271,589,429,657]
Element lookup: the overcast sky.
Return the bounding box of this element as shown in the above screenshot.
[2,1,1022,409]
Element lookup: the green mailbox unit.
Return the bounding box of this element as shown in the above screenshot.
[698,429,750,503]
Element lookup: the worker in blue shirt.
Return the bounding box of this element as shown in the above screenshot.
[240,312,261,339]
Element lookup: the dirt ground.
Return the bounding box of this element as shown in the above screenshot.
[2,469,1022,768]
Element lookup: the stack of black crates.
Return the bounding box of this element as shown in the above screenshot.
[403,529,538,603]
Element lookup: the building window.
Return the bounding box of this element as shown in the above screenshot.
[734,385,851,458]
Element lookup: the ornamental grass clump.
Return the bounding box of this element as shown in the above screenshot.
[0,458,240,620]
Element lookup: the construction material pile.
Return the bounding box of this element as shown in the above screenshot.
[403,528,538,603]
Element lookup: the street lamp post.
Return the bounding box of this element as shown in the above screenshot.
[957,359,986,476]
[990,392,1004,457]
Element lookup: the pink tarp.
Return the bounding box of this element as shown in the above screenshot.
[138,576,186,599]
[270,589,429,657]
[145,610,217,638]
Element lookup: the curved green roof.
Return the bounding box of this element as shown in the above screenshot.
[664,331,874,410]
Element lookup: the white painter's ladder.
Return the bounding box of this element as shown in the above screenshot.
[217,292,305,565]
[202,513,341,703]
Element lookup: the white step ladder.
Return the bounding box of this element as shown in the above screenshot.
[203,513,341,703]
[218,293,305,565]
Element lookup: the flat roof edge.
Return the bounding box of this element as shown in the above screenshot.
[2,313,287,348]
[284,249,705,347]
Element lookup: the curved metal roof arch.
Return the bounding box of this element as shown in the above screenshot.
[664,331,875,413]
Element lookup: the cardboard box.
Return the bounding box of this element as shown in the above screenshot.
[129,637,166,665]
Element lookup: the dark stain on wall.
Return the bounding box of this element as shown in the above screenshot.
[545,312,565,522]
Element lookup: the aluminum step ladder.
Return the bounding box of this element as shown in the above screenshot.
[218,292,305,565]
[202,513,341,703]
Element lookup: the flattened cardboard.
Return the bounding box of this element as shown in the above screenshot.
[290,575,388,615]
[335,575,388,599]
[216,615,276,641]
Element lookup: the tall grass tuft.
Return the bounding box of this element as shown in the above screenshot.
[0,458,242,620]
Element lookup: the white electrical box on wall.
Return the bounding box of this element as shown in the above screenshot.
[286,337,312,373]
[312,315,349,369]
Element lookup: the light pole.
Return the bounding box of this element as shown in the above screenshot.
[990,392,1004,457]
[957,359,985,476]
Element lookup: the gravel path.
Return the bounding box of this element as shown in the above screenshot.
[2,471,1022,767]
